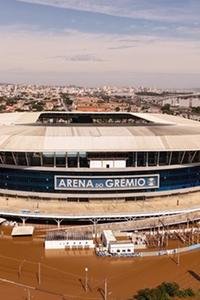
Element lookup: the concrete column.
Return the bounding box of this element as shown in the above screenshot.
[55,219,63,228]
[20,218,27,225]
[135,152,138,167]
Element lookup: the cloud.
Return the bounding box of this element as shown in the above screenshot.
[176,25,200,36]
[17,0,200,23]
[0,26,200,87]
[54,54,105,62]
[108,45,136,50]
[108,37,158,49]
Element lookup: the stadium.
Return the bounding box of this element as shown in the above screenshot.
[0,111,199,202]
[0,111,199,300]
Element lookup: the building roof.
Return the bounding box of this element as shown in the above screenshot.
[103,230,116,242]
[11,225,34,236]
[0,112,199,152]
[0,218,6,225]
[46,231,93,241]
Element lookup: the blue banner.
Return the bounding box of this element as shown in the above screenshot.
[54,175,160,191]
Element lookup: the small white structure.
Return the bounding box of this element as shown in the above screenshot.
[45,231,95,250]
[0,218,6,225]
[109,241,134,255]
[102,230,134,255]
[102,230,116,249]
[12,226,34,237]
[90,159,126,169]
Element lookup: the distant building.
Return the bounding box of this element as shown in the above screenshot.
[163,97,200,108]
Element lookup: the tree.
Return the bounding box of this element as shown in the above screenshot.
[192,106,200,114]
[60,93,73,106]
[133,282,196,300]
[134,288,169,300]
[161,104,172,115]
[0,104,6,112]
[32,103,44,111]
[158,282,180,297]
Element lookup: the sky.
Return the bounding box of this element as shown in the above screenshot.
[0,0,200,88]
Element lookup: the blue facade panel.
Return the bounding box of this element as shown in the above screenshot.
[0,166,199,195]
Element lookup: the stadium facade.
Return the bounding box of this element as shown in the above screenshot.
[0,112,199,201]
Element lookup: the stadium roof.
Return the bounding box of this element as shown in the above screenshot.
[0,112,199,152]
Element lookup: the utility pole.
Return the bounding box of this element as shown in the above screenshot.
[18,259,25,278]
[26,288,31,300]
[85,267,88,292]
[38,262,41,285]
[104,278,108,300]
[94,221,97,240]
[177,241,180,266]
[177,251,180,266]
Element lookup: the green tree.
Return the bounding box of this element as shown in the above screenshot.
[115,106,120,112]
[133,282,196,300]
[0,104,6,112]
[158,282,180,297]
[32,103,44,111]
[161,104,172,114]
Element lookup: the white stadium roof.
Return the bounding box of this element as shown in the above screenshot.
[0,112,199,152]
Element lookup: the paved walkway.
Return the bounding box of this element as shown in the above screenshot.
[0,191,199,216]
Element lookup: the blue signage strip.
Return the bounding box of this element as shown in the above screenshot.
[54,175,160,191]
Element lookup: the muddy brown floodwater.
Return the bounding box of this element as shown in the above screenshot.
[0,227,199,300]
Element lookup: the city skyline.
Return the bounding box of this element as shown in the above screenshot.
[0,0,200,88]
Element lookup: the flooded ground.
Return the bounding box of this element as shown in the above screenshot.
[0,226,199,300]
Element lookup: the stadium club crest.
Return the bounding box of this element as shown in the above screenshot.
[54,175,160,191]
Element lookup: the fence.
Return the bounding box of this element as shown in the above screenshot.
[139,243,200,257]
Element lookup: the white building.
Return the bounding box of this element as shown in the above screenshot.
[109,241,134,255]
[163,97,200,108]
[102,230,116,249]
[45,232,95,250]
[102,230,134,255]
